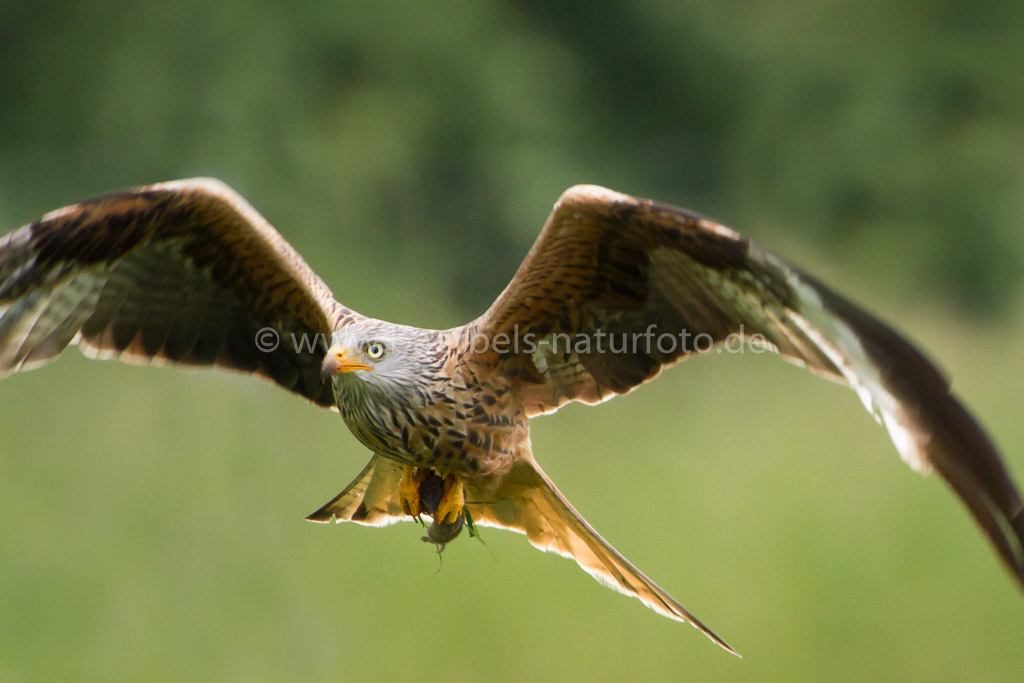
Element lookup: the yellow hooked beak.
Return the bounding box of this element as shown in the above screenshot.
[321,345,372,380]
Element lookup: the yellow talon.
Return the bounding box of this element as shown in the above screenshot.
[400,465,432,516]
[435,473,465,524]
[399,465,419,516]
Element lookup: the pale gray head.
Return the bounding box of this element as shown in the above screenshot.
[320,318,446,410]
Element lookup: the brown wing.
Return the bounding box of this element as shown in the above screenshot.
[0,178,357,407]
[473,184,1024,590]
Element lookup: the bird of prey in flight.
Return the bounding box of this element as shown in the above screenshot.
[1,179,1021,655]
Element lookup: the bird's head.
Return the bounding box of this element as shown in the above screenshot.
[321,319,443,400]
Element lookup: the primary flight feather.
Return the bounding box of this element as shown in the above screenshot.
[2,178,1021,655]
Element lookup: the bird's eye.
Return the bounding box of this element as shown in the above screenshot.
[365,341,386,360]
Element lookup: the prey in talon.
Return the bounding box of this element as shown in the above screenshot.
[400,465,468,547]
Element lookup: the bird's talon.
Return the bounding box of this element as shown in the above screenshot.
[436,473,465,525]
[400,465,433,517]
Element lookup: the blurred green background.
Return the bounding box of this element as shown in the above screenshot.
[1,1,1023,680]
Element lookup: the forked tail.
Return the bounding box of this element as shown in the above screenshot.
[306,454,737,654]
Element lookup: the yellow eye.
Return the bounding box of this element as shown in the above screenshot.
[365,341,386,360]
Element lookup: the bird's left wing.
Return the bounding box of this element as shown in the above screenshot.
[0,178,358,407]
[472,185,1024,591]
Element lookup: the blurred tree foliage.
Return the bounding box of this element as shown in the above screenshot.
[1,0,1021,316]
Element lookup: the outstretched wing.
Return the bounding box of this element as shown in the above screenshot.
[0,178,358,407]
[466,457,737,655]
[473,184,1024,589]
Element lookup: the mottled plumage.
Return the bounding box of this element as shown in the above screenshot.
[2,179,1021,656]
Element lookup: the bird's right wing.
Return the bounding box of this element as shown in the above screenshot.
[472,185,1024,590]
[0,178,360,407]
[466,457,738,656]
